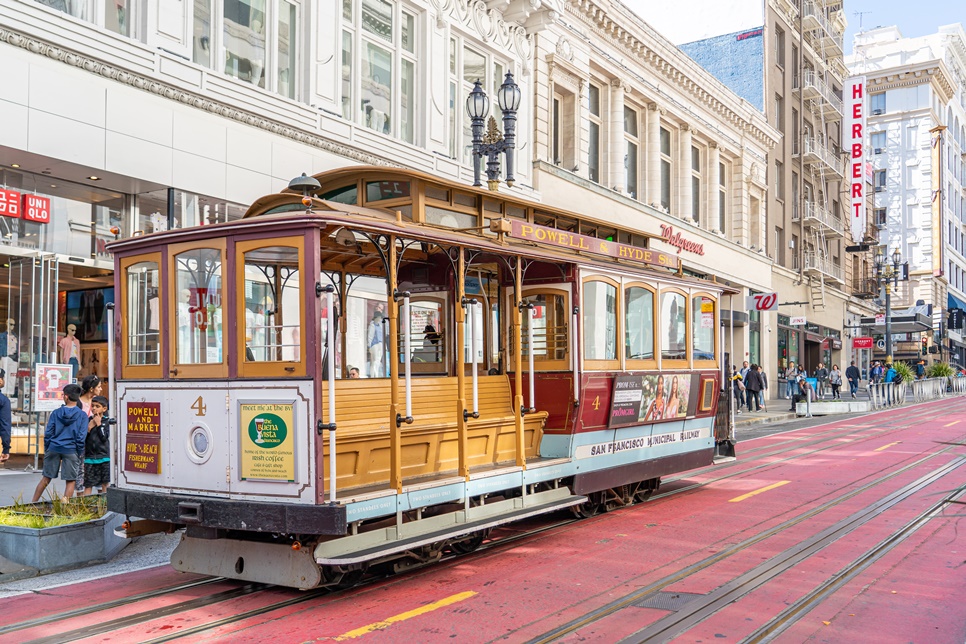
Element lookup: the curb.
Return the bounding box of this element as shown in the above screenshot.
[735,412,798,429]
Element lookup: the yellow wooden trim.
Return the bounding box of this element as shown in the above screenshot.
[167,239,228,379]
[388,237,401,492]
[517,287,571,372]
[119,252,163,380]
[235,236,308,379]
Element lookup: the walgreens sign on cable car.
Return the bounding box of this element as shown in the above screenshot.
[0,188,51,223]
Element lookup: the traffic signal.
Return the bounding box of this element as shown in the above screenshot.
[922,337,928,355]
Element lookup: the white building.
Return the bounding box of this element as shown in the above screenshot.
[848,24,966,366]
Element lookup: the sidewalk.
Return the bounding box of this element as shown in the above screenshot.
[733,407,798,429]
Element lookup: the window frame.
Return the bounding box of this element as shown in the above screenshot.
[691,145,701,223]
[517,287,571,372]
[660,127,672,211]
[624,104,640,199]
[588,81,602,184]
[690,291,718,368]
[168,239,229,379]
[120,252,164,380]
[406,294,450,375]
[235,236,307,378]
[581,276,620,372]
[623,281,657,372]
[659,287,689,369]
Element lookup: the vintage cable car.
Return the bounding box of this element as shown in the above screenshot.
[107,167,732,589]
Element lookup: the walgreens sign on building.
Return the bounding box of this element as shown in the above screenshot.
[847,76,868,242]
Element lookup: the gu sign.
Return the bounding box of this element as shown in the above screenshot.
[847,76,867,243]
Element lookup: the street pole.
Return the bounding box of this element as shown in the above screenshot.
[884,283,892,364]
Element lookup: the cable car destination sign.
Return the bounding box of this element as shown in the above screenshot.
[508,220,679,269]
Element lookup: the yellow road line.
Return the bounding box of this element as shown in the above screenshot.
[945,420,960,427]
[874,441,902,452]
[728,480,790,503]
[334,591,478,640]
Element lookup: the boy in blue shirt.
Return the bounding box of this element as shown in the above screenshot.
[31,384,88,503]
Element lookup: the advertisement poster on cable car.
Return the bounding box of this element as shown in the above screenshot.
[34,363,73,412]
[608,373,694,429]
[239,401,296,482]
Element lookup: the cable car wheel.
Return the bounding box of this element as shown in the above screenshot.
[633,477,661,503]
[320,564,368,589]
[571,491,605,518]
[447,529,489,554]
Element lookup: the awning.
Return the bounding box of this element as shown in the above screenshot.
[949,293,966,311]
[858,311,933,334]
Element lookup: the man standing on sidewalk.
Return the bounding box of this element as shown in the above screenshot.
[846,361,860,398]
[744,365,763,412]
[815,363,829,399]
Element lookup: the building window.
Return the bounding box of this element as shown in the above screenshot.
[871,92,886,115]
[624,106,639,199]
[41,0,134,37]
[775,226,785,265]
[588,83,602,183]
[775,26,785,67]
[660,127,672,211]
[190,0,301,99]
[775,160,784,201]
[874,169,887,190]
[552,95,561,164]
[775,94,784,133]
[871,131,886,152]
[718,162,727,233]
[448,43,507,163]
[691,146,701,222]
[343,0,417,143]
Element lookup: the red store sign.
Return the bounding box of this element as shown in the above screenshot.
[659,224,705,256]
[0,189,50,223]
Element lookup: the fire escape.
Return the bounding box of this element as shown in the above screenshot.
[793,0,847,310]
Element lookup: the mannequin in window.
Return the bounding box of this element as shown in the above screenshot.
[178,289,192,363]
[367,311,384,377]
[59,324,82,378]
[0,320,17,398]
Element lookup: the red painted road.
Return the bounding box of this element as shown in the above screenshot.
[2,398,964,643]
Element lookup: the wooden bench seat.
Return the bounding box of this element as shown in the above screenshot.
[320,375,547,491]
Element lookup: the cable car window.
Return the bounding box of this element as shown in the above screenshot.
[408,298,446,371]
[346,275,389,378]
[243,246,301,362]
[125,260,160,366]
[583,281,617,360]
[321,184,358,204]
[522,292,568,362]
[692,295,715,361]
[625,286,654,360]
[174,248,224,365]
[365,180,410,202]
[661,291,687,361]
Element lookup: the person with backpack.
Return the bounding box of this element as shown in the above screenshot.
[885,362,897,405]
[845,361,861,398]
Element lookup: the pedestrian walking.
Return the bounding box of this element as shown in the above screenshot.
[758,366,768,410]
[829,364,843,399]
[31,384,88,503]
[739,361,750,408]
[845,361,860,398]
[744,365,763,411]
[915,360,926,380]
[786,362,800,410]
[731,366,744,415]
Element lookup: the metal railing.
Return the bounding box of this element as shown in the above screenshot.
[868,377,966,409]
[802,137,846,179]
[803,251,844,282]
[802,70,843,116]
[802,200,845,237]
[801,1,844,55]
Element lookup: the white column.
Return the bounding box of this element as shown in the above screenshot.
[679,124,692,220]
[708,142,720,231]
[609,79,627,192]
[647,103,662,208]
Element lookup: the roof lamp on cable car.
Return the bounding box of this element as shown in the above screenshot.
[465,72,522,191]
[288,173,321,211]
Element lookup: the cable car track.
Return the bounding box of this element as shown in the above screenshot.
[8,403,962,642]
[518,448,966,644]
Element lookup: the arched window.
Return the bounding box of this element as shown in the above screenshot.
[583,277,619,370]
[624,283,656,370]
[660,289,688,366]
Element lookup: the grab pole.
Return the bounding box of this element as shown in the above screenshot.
[401,293,412,420]
[470,300,479,416]
[325,287,337,503]
[527,303,536,413]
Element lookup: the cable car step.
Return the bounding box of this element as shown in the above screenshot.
[315,487,585,565]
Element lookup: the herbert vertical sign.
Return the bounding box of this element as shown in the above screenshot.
[125,402,162,474]
[847,76,867,243]
[239,402,296,482]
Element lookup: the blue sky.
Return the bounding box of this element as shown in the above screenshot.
[624,0,964,51]
[843,0,964,53]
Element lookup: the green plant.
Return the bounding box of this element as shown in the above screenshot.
[892,361,914,383]
[926,362,955,379]
[0,493,107,528]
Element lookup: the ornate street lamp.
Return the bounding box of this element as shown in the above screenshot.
[466,72,522,191]
[874,246,902,363]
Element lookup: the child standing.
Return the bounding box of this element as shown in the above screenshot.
[31,384,88,503]
[81,395,111,496]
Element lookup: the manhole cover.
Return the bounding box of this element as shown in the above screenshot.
[633,591,704,611]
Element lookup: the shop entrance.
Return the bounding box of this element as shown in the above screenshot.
[7,255,59,466]
[803,338,821,375]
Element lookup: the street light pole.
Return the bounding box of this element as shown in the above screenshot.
[875,247,902,364]
[465,73,522,190]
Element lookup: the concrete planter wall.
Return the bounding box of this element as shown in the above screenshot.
[796,401,871,416]
[0,511,127,573]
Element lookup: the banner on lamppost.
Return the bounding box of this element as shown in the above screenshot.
[846,76,867,244]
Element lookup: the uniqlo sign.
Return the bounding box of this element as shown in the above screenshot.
[0,189,20,218]
[21,194,51,223]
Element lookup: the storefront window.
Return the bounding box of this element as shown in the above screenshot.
[174,248,224,365]
[135,189,247,234]
[243,246,301,362]
[126,260,160,366]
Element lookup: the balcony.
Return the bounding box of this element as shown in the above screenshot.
[802,71,843,119]
[802,137,846,180]
[804,251,845,285]
[802,200,845,238]
[851,273,879,299]
[801,1,844,58]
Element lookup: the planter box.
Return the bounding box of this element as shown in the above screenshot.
[0,511,127,573]
[796,401,871,416]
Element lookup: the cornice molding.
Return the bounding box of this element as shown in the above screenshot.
[564,0,778,150]
[867,59,957,104]
[0,26,399,168]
